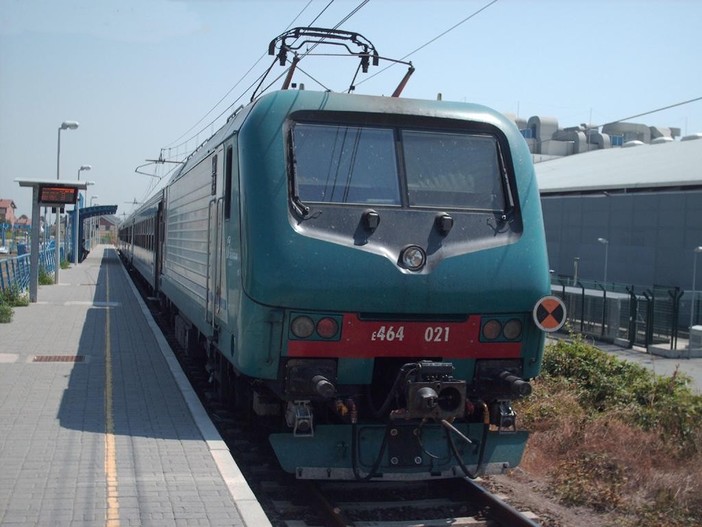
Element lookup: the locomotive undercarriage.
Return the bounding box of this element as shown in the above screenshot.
[200,341,532,480]
[153,289,534,482]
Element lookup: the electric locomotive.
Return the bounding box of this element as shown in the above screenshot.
[119,28,564,481]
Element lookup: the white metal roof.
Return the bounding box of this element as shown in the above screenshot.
[535,136,702,194]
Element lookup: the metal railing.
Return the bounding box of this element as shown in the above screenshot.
[0,242,59,293]
[551,276,687,351]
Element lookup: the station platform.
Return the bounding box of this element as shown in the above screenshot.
[0,246,271,526]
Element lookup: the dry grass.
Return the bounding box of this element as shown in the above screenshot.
[516,339,702,526]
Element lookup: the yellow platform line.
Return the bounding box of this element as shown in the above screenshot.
[104,267,120,526]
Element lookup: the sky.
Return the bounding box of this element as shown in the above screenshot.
[1,0,701,220]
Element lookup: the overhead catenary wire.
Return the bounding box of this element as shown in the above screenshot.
[160,71,270,161]
[308,0,334,26]
[160,0,373,157]
[599,96,702,128]
[332,0,368,28]
[398,0,497,62]
[134,161,180,208]
[150,0,700,159]
[162,0,318,150]
[355,0,499,87]
[133,0,701,214]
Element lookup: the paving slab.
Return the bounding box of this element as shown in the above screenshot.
[0,246,271,526]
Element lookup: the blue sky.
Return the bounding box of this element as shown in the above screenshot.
[1,0,700,218]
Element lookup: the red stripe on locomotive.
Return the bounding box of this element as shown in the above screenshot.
[287,314,521,358]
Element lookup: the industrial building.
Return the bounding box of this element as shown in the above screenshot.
[509,115,702,348]
[506,115,702,291]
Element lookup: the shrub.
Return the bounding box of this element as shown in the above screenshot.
[552,452,626,511]
[541,336,702,453]
[1,284,28,307]
[38,267,54,285]
[517,337,702,525]
[0,301,12,323]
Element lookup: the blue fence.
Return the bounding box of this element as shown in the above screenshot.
[0,242,59,293]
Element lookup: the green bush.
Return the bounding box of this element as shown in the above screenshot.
[1,284,28,306]
[38,267,54,285]
[542,336,702,453]
[517,337,702,525]
[0,301,12,323]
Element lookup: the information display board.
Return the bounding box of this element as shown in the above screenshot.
[38,185,79,205]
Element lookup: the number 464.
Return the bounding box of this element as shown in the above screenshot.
[371,326,405,342]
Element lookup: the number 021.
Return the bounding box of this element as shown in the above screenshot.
[424,326,450,342]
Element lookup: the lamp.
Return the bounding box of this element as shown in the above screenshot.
[597,238,609,285]
[77,165,92,179]
[55,120,79,283]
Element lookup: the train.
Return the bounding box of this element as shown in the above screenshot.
[118,28,563,481]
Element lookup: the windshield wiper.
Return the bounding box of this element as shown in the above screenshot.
[291,195,310,218]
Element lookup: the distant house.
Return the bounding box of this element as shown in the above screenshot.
[15,215,31,228]
[98,215,120,245]
[0,199,18,226]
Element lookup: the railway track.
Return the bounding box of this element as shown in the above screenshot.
[303,477,542,527]
[132,271,542,527]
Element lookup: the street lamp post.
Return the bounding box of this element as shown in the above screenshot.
[597,238,609,285]
[73,165,91,263]
[55,120,79,283]
[691,246,702,328]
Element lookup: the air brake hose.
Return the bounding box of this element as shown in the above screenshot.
[348,398,392,480]
[445,403,489,479]
[368,362,418,418]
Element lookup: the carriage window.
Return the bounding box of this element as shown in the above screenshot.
[291,123,401,205]
[402,131,506,211]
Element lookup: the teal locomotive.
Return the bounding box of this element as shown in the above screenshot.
[120,31,562,480]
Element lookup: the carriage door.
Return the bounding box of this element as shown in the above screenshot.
[207,148,225,328]
[155,199,164,293]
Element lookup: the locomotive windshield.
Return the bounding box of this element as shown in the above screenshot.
[292,124,401,205]
[290,122,511,212]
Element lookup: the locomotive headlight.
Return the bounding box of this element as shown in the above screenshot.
[400,245,426,271]
[291,316,315,338]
